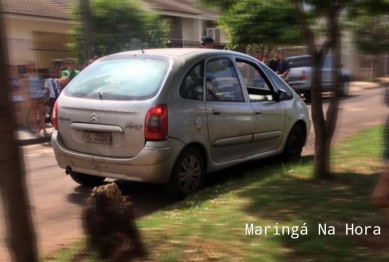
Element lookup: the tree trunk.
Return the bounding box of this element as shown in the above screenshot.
[317,7,343,179]
[0,5,39,262]
[294,0,345,179]
[311,53,333,179]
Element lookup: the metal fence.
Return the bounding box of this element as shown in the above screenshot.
[30,41,82,75]
[26,40,387,80]
[167,39,227,49]
[26,39,227,73]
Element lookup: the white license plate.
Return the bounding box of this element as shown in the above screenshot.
[83,131,110,144]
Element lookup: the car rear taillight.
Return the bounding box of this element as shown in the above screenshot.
[145,104,168,141]
[52,100,58,130]
[301,70,307,80]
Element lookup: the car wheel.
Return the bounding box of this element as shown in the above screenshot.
[69,172,106,187]
[340,78,350,97]
[163,147,205,200]
[282,125,304,162]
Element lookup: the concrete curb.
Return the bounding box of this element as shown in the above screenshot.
[356,81,389,90]
[17,135,51,146]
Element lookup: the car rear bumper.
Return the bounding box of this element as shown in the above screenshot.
[51,131,185,184]
[287,81,310,91]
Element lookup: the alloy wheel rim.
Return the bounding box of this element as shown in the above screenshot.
[178,155,201,192]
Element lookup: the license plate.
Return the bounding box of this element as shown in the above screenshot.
[83,131,110,144]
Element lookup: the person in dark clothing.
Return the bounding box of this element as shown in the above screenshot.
[200,36,214,49]
[269,50,280,72]
[276,52,290,80]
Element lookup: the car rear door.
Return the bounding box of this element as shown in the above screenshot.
[205,56,254,163]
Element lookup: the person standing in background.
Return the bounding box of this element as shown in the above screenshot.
[200,36,214,49]
[276,52,290,80]
[24,61,48,136]
[262,55,269,66]
[61,58,80,87]
[44,69,61,120]
[269,50,280,72]
[8,65,24,125]
[255,51,263,62]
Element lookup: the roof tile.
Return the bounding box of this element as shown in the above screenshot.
[2,0,217,20]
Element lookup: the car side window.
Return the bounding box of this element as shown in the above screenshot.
[261,65,293,100]
[179,61,204,101]
[235,60,274,102]
[205,58,244,102]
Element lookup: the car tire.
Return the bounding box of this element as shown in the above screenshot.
[162,147,205,200]
[282,125,304,162]
[340,78,350,97]
[69,172,106,187]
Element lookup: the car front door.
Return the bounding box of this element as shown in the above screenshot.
[235,58,287,153]
[205,57,254,163]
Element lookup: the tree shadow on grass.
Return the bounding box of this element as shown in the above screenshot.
[67,154,315,216]
[204,155,314,192]
[169,155,315,209]
[67,180,174,219]
[237,171,389,261]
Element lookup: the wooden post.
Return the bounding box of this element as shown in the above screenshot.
[0,1,39,260]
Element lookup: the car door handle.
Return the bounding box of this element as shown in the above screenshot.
[212,108,221,115]
[255,109,262,114]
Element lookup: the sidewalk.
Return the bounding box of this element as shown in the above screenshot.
[16,125,54,146]
[352,77,389,90]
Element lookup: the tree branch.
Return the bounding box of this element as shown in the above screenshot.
[319,39,332,57]
[325,0,349,140]
[294,0,316,54]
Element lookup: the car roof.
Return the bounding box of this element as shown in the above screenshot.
[107,48,247,60]
[286,55,311,60]
[287,54,333,60]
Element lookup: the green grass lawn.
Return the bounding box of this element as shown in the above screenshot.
[43,126,389,262]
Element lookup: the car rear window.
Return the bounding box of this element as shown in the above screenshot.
[287,57,313,68]
[64,58,169,100]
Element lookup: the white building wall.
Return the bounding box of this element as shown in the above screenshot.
[181,17,201,41]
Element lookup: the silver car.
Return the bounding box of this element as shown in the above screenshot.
[51,48,311,199]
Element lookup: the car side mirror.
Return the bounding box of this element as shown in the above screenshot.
[277,89,287,101]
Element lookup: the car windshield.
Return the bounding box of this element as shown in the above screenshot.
[64,57,169,100]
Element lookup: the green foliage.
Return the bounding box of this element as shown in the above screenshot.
[352,15,389,54]
[344,0,389,54]
[198,0,302,51]
[197,0,238,11]
[70,0,169,64]
[218,0,302,49]
[46,126,387,261]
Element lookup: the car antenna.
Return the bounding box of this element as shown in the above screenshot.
[141,48,144,54]
[98,93,103,100]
